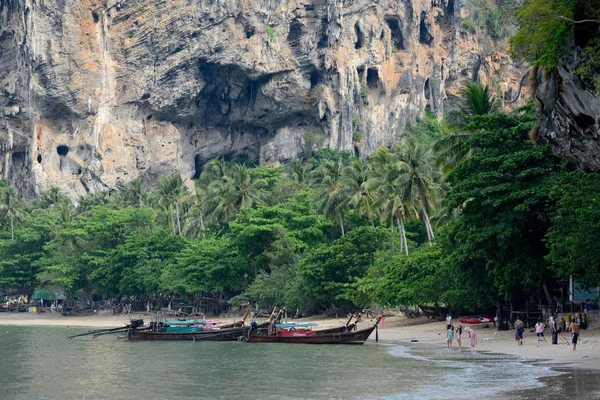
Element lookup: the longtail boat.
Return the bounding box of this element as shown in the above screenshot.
[246,317,381,345]
[127,325,251,341]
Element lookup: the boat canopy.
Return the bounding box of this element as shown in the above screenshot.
[162,320,206,326]
[276,323,318,328]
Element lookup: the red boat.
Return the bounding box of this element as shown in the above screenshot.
[458,316,494,324]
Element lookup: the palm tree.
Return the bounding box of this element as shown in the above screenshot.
[341,159,377,230]
[311,159,347,236]
[397,140,440,246]
[182,185,207,239]
[366,158,413,254]
[155,174,189,235]
[0,188,28,239]
[435,82,499,174]
[56,199,75,224]
[202,163,266,224]
[123,178,146,207]
[288,160,310,184]
[39,187,67,209]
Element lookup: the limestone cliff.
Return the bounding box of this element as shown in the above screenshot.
[0,0,525,199]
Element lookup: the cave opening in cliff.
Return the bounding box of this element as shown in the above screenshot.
[287,20,304,46]
[92,11,99,24]
[37,154,42,164]
[310,69,322,88]
[245,26,255,39]
[424,77,431,100]
[57,145,69,156]
[355,23,365,49]
[193,155,203,180]
[419,13,434,45]
[367,68,379,90]
[447,0,455,16]
[384,16,404,50]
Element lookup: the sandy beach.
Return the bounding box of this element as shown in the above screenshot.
[2,312,598,371]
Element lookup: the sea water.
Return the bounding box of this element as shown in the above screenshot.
[0,326,598,400]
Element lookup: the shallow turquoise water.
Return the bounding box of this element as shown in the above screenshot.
[0,326,597,399]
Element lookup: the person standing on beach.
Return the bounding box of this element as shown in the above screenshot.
[447,325,454,347]
[446,314,452,330]
[465,327,477,347]
[551,318,559,345]
[455,324,463,349]
[535,320,545,343]
[570,320,580,351]
[515,316,524,345]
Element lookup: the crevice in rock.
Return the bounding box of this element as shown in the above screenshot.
[355,23,364,49]
[385,16,404,50]
[424,77,431,100]
[57,145,69,156]
[419,13,434,45]
[193,154,203,179]
[310,69,322,88]
[367,68,379,90]
[37,154,42,163]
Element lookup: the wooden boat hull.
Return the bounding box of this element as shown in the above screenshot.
[128,326,249,341]
[247,324,376,345]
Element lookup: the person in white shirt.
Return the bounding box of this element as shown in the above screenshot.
[446,314,452,330]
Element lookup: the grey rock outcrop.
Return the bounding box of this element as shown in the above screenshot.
[0,0,525,199]
[536,54,600,171]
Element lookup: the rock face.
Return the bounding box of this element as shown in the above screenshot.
[0,0,525,199]
[536,49,600,171]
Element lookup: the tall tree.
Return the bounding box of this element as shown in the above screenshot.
[396,140,440,246]
[155,174,188,235]
[0,187,28,240]
[311,159,347,236]
[435,82,499,174]
[342,159,377,230]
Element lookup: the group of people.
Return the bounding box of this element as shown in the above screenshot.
[514,315,581,350]
[445,315,477,349]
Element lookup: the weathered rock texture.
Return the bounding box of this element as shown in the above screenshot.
[0,0,525,199]
[535,47,600,171]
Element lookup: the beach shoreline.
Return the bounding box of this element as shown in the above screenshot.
[1,312,598,371]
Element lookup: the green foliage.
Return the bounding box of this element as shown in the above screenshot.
[360,83,369,105]
[462,19,477,34]
[352,131,362,143]
[546,172,600,286]
[404,110,443,145]
[298,226,390,313]
[0,212,57,288]
[266,26,276,40]
[576,38,600,92]
[356,246,447,307]
[162,236,249,295]
[444,110,563,304]
[509,0,575,69]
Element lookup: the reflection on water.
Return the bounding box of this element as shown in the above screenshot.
[0,326,598,400]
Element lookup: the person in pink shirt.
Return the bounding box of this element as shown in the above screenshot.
[535,320,546,343]
[465,327,477,348]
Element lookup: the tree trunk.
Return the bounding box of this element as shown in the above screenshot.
[396,216,403,254]
[400,214,408,256]
[10,217,14,240]
[418,186,434,246]
[200,213,206,239]
[175,201,182,236]
[390,218,395,252]
[169,207,176,235]
[542,282,553,305]
[339,213,345,236]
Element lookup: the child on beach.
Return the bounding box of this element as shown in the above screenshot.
[447,325,454,347]
[455,324,463,349]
